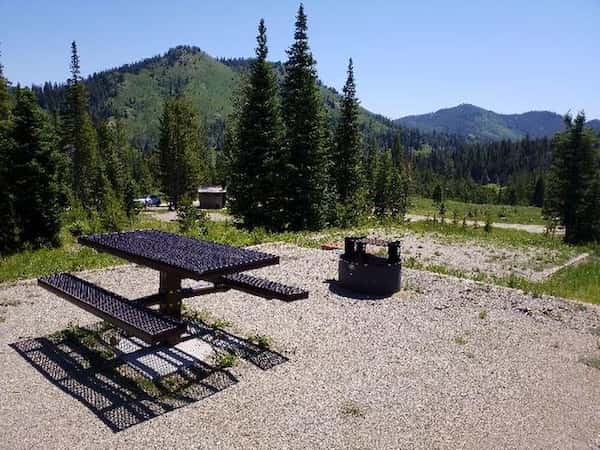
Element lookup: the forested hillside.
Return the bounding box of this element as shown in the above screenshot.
[396,103,598,140]
[27,44,581,207]
[32,46,396,150]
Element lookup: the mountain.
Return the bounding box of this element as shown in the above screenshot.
[30,47,599,145]
[587,119,600,133]
[32,46,396,149]
[395,103,598,141]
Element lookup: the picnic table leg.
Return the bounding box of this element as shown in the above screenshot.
[159,271,183,320]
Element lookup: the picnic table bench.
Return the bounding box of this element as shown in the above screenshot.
[38,230,308,346]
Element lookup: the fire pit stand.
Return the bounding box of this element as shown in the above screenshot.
[338,236,402,296]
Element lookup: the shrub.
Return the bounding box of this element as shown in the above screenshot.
[99,192,129,232]
[484,213,492,233]
[177,196,208,236]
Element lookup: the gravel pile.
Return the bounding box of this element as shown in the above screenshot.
[1,243,599,449]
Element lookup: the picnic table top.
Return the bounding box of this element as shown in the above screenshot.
[79,230,279,280]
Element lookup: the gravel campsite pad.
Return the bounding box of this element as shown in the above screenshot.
[1,243,600,449]
[364,230,578,280]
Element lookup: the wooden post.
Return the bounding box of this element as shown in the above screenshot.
[159,271,183,320]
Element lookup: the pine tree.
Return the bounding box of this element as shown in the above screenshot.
[364,135,379,211]
[0,49,11,122]
[332,58,363,206]
[388,166,409,219]
[374,149,393,217]
[281,4,328,230]
[373,149,409,219]
[61,41,99,206]
[0,52,20,252]
[97,120,134,201]
[9,88,65,247]
[391,131,403,167]
[544,112,599,243]
[532,175,545,208]
[158,96,206,209]
[432,184,443,205]
[228,19,285,230]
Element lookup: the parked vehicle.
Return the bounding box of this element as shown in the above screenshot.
[146,195,161,207]
[133,195,161,207]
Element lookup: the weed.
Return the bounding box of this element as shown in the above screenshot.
[0,298,21,307]
[181,305,214,323]
[340,401,366,418]
[250,334,273,349]
[212,319,233,330]
[133,376,162,395]
[580,357,600,370]
[454,335,467,345]
[479,310,488,320]
[215,351,238,368]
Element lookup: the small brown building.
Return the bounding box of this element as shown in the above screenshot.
[197,185,226,209]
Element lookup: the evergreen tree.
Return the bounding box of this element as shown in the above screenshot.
[388,166,409,219]
[332,58,363,206]
[97,120,134,201]
[364,135,379,210]
[9,88,65,248]
[0,49,11,122]
[0,55,19,252]
[281,4,328,230]
[373,149,393,217]
[391,131,403,167]
[532,175,545,208]
[432,184,443,205]
[61,41,99,206]
[228,19,285,230]
[158,96,206,209]
[373,149,409,219]
[544,112,599,243]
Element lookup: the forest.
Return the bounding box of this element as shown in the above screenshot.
[0,4,599,254]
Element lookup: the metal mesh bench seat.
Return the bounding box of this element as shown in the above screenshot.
[38,273,186,344]
[219,273,308,301]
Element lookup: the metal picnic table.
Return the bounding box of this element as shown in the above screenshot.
[38,230,308,346]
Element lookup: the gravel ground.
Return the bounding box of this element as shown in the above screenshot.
[405,213,558,234]
[1,243,600,449]
[353,230,574,280]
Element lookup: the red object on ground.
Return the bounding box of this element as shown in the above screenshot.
[321,242,343,250]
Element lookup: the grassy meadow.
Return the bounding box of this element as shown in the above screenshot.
[0,208,597,304]
[408,195,546,225]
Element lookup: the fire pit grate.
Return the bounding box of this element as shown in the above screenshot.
[338,236,402,296]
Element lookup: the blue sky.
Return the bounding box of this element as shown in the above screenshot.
[1,0,599,119]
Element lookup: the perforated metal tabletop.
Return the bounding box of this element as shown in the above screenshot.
[79,230,279,279]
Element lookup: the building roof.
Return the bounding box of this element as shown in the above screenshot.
[197,185,226,194]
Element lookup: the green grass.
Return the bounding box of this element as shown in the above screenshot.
[0,240,122,283]
[408,195,545,225]
[402,219,573,255]
[2,208,597,304]
[408,252,600,304]
[0,216,576,283]
[499,259,600,304]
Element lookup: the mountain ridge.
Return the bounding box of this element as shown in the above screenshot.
[395,103,599,140]
[26,46,599,145]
